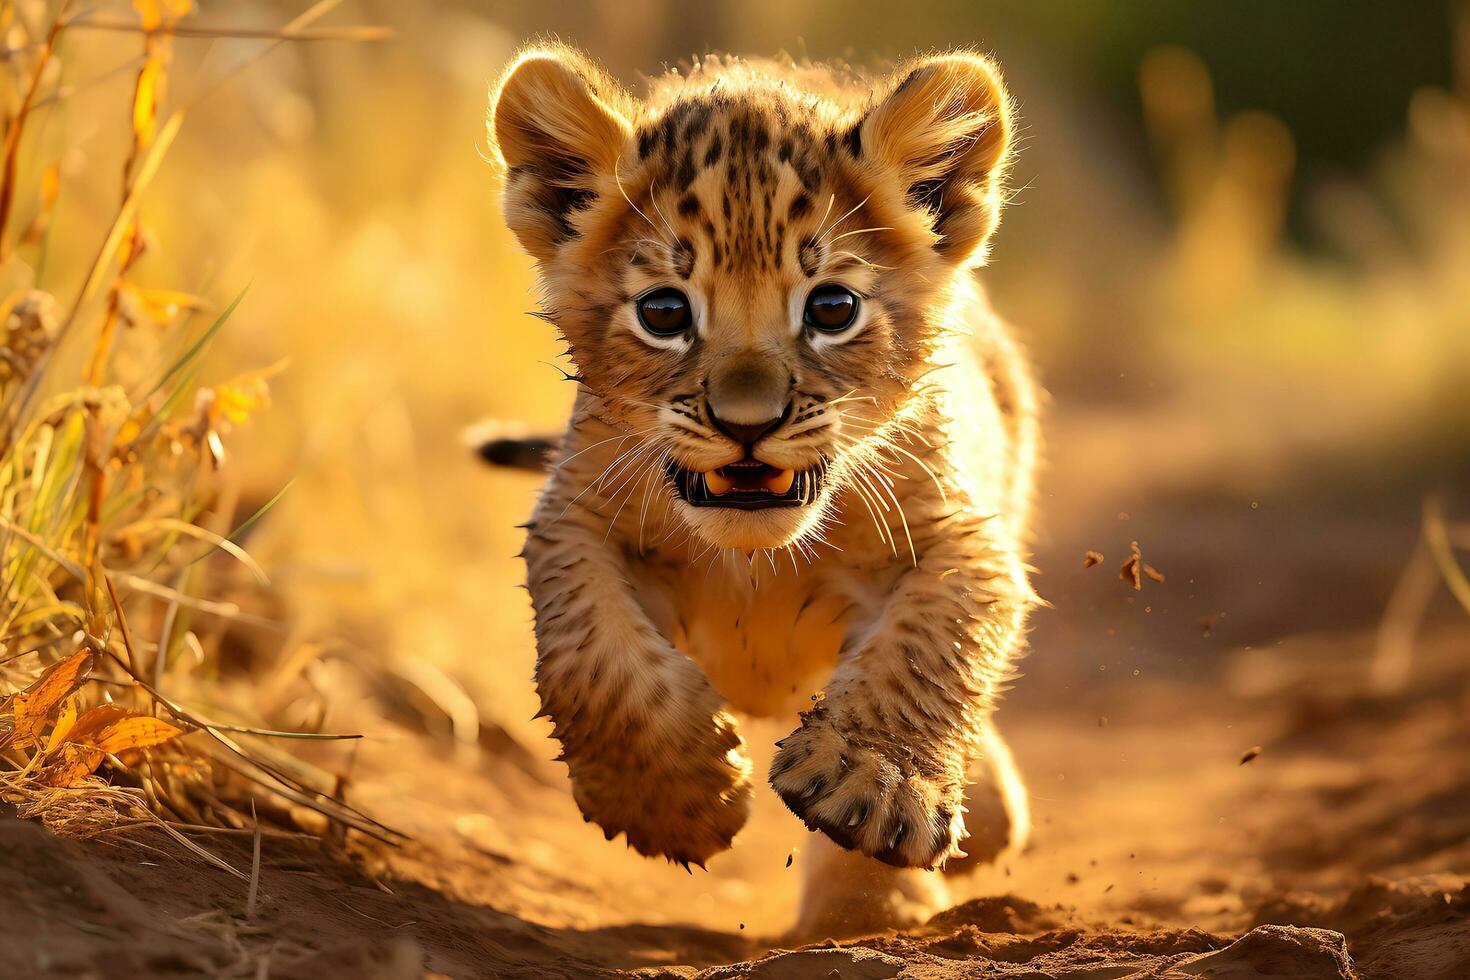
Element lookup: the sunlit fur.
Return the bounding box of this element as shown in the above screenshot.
[489,44,1039,937]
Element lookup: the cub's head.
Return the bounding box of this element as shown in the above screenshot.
[488,46,1013,551]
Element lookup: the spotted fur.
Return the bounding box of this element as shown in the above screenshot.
[488,44,1038,936]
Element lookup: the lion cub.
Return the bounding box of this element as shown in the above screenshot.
[487,44,1038,936]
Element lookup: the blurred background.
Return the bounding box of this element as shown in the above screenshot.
[125,0,1463,716]
[18,0,1470,941]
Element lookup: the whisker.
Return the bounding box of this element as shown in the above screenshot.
[614,158,662,237]
[825,226,892,245]
[600,441,666,543]
[829,249,893,271]
[858,457,917,565]
[556,433,655,520]
[554,432,636,470]
[636,446,674,551]
[647,183,680,240]
[883,440,949,507]
[816,193,872,247]
[841,463,895,553]
[814,193,837,241]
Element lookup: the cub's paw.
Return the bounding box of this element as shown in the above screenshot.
[770,715,967,869]
[568,732,753,869]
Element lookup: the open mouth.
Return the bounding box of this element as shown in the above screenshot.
[668,459,822,510]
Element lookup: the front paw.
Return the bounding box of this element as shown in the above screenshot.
[770,711,967,869]
[567,719,753,868]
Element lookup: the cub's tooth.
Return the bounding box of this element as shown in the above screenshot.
[766,468,795,494]
[704,469,734,495]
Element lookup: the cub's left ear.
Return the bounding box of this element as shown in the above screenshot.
[858,53,1014,265]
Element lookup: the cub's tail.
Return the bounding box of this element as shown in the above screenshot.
[464,419,559,473]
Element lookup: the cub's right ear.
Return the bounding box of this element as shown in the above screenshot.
[488,47,634,262]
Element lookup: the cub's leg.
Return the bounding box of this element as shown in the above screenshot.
[944,718,1030,874]
[794,833,949,939]
[771,523,1031,870]
[523,490,752,867]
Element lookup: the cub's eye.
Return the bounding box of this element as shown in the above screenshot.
[635,288,693,338]
[804,284,859,332]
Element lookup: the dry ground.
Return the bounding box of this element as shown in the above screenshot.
[4,605,1467,977]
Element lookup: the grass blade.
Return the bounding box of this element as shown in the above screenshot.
[137,282,250,404]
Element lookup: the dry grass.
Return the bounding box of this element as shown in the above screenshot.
[0,0,398,863]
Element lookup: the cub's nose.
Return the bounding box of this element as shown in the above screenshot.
[710,404,790,449]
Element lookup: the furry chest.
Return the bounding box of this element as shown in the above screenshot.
[639,558,852,718]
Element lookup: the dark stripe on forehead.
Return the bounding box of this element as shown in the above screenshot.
[704,131,724,167]
[674,147,697,191]
[798,234,823,278]
[791,150,823,193]
[680,103,712,143]
[672,237,695,280]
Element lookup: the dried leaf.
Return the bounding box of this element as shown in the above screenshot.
[132,57,164,147]
[44,695,79,754]
[132,0,163,29]
[212,377,271,425]
[8,650,91,747]
[116,218,145,270]
[209,360,285,426]
[90,714,184,755]
[39,162,61,208]
[63,704,133,746]
[20,162,60,244]
[132,0,193,31]
[121,283,203,325]
[36,742,107,787]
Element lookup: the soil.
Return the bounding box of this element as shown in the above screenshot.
[7,620,1468,979]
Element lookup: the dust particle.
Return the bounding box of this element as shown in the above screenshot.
[1240,746,1261,765]
[1084,550,1104,568]
[1119,541,1143,590]
[785,853,793,868]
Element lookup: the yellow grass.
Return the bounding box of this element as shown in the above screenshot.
[0,0,396,852]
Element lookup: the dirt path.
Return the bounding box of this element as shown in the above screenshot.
[7,621,1467,978]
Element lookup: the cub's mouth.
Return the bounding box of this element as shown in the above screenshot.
[668,459,823,510]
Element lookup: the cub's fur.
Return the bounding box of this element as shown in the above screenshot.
[487,44,1038,935]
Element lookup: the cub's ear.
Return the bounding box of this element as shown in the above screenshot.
[488,46,634,261]
[858,53,1014,265]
